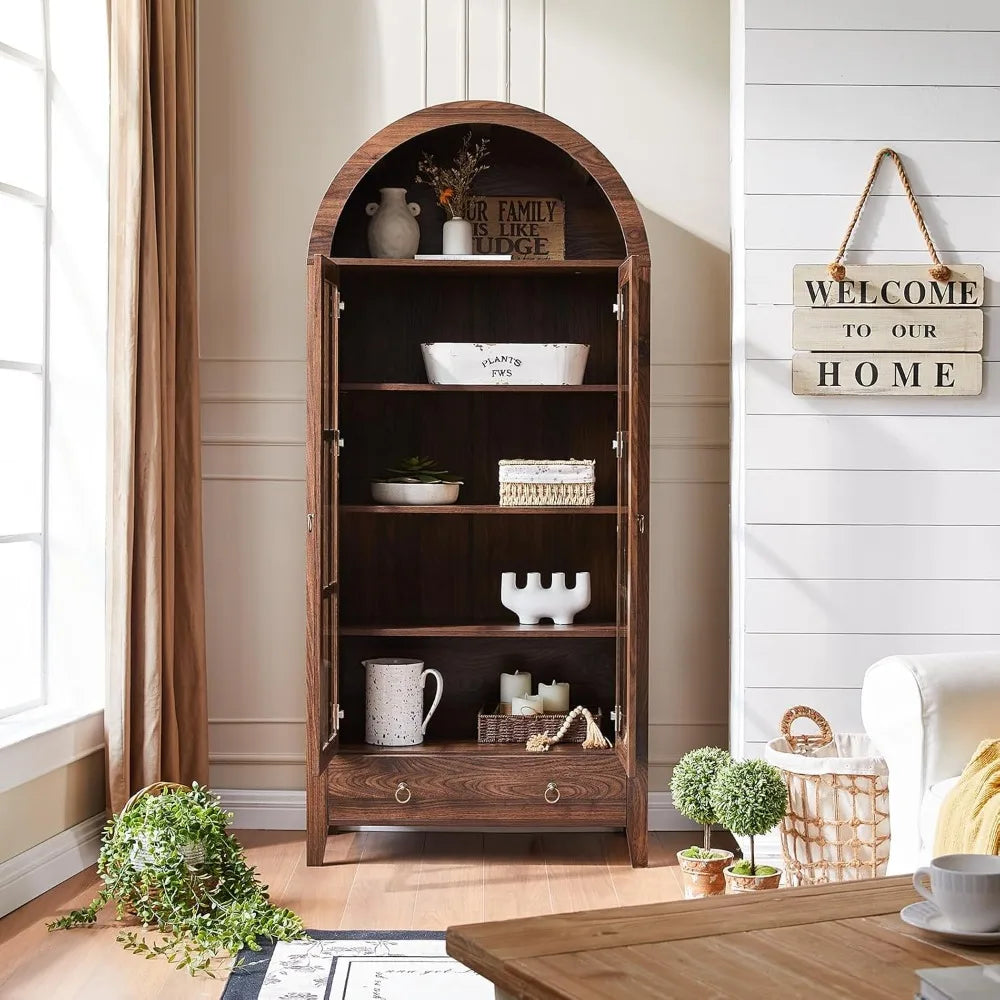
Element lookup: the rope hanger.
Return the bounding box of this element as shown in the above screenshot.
[828,147,950,283]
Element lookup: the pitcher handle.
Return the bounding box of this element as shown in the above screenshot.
[421,668,443,735]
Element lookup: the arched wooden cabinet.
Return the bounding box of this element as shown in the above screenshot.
[305,102,650,866]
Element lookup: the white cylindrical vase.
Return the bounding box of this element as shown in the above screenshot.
[443,218,473,255]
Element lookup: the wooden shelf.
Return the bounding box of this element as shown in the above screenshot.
[340,623,620,638]
[338,740,615,756]
[340,383,617,393]
[332,257,622,275]
[341,504,618,515]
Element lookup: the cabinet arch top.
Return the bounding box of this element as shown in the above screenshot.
[307,100,648,261]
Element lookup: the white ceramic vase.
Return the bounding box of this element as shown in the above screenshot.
[500,572,591,625]
[442,217,473,255]
[366,188,421,258]
[363,657,443,746]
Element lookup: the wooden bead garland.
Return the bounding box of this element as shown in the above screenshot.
[525,705,611,752]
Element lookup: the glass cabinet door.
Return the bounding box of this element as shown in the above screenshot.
[306,255,341,770]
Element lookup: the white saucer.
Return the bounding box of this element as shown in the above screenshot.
[900,900,1000,947]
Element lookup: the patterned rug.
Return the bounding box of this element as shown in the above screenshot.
[220,931,494,1000]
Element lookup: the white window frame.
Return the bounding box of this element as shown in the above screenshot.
[0,4,52,721]
[0,0,108,785]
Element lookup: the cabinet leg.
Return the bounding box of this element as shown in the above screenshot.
[306,772,329,867]
[625,774,648,868]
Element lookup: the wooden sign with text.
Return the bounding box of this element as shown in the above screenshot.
[469,196,565,259]
[791,264,985,395]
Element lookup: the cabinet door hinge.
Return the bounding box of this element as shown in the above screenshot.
[330,703,344,733]
[338,298,346,315]
[611,705,623,735]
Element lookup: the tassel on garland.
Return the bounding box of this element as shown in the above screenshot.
[525,705,611,752]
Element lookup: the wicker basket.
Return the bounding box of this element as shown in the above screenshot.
[477,705,601,743]
[498,459,595,507]
[766,706,890,886]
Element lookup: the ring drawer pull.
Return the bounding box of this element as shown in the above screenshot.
[544,781,560,805]
[394,781,412,804]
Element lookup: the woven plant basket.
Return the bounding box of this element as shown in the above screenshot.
[478,705,600,743]
[765,706,890,887]
[117,782,208,909]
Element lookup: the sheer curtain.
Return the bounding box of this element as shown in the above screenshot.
[106,0,208,811]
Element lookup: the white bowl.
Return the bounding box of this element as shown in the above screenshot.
[371,481,461,505]
[421,342,589,385]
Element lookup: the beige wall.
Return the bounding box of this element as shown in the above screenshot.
[197,0,730,797]
[0,752,105,864]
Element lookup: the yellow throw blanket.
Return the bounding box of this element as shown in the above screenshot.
[935,739,1000,856]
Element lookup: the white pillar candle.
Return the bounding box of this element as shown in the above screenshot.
[511,694,544,716]
[500,670,532,709]
[538,680,570,713]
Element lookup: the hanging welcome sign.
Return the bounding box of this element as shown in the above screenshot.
[791,149,984,396]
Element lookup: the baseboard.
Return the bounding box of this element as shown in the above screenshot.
[219,789,308,830]
[218,789,696,833]
[0,812,105,918]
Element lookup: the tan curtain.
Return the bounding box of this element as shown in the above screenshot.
[106,0,208,812]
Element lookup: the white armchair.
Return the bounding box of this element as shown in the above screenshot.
[861,652,1000,875]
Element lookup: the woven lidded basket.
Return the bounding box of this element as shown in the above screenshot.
[498,459,595,507]
[766,706,890,887]
[478,705,601,743]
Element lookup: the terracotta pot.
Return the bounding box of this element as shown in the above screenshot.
[676,850,734,899]
[723,864,783,893]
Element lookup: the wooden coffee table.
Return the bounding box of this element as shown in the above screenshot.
[447,875,1000,999]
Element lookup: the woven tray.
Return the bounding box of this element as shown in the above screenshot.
[477,705,602,744]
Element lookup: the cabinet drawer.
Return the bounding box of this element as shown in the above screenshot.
[327,752,627,825]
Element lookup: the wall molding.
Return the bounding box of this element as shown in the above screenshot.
[216,789,693,832]
[201,394,305,404]
[0,813,105,918]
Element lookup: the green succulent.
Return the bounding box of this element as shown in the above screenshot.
[374,455,463,484]
[679,847,729,861]
[710,758,788,876]
[670,746,732,851]
[48,782,305,976]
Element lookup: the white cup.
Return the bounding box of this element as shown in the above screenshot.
[913,854,1000,932]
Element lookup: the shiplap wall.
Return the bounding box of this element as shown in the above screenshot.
[732,0,1000,760]
[197,0,730,807]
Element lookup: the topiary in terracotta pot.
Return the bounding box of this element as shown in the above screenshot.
[670,747,734,898]
[710,758,788,893]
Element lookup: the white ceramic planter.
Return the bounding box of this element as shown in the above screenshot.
[371,481,461,505]
[421,342,589,385]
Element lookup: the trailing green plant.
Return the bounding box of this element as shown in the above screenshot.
[373,455,463,484]
[47,782,305,976]
[709,758,788,876]
[670,746,732,852]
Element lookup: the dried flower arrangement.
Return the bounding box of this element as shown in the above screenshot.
[415,132,490,220]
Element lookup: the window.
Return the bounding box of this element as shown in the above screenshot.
[0,1,108,720]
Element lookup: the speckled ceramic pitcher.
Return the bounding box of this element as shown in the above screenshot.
[363,658,443,746]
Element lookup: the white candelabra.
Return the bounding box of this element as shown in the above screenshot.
[500,571,591,626]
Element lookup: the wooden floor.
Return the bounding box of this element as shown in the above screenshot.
[0,829,703,999]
